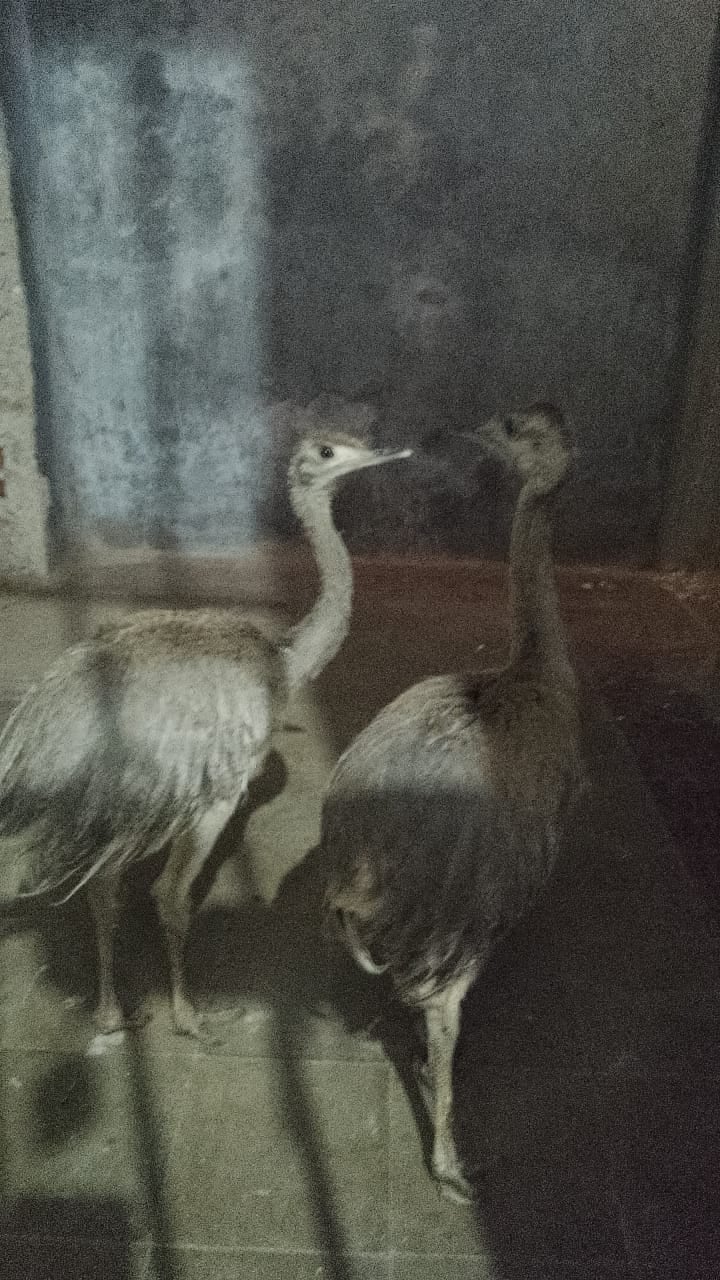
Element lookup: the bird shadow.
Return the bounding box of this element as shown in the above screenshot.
[191,833,439,1186]
[186,839,392,1041]
[0,744,405,1067]
[270,842,437,1174]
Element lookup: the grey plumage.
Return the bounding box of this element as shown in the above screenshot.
[0,617,284,896]
[0,431,411,1038]
[322,404,583,1202]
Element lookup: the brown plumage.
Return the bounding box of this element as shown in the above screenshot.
[0,431,411,1039]
[322,404,584,1201]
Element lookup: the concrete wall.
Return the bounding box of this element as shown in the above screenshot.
[1,0,717,565]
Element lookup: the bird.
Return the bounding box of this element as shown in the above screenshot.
[0,430,411,1040]
[321,403,584,1202]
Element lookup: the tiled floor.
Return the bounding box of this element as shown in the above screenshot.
[0,562,718,1279]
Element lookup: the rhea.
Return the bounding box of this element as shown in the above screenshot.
[322,404,583,1201]
[0,431,411,1039]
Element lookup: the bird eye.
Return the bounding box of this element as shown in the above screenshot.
[503,417,518,437]
[319,445,334,459]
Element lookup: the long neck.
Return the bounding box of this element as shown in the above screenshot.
[508,482,574,689]
[283,485,354,692]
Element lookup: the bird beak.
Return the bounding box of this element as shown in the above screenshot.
[329,443,413,483]
[362,446,413,468]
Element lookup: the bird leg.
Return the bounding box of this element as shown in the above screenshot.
[423,971,475,1205]
[86,874,125,1034]
[151,800,236,1040]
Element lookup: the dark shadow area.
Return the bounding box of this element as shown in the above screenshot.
[598,669,720,913]
[125,1031,177,1280]
[3,1052,169,1275]
[0,1197,134,1280]
[656,2,720,546]
[183,840,387,1041]
[186,829,385,1280]
[270,1001,355,1280]
[29,1053,96,1151]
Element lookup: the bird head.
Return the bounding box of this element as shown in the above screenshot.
[458,403,573,492]
[289,431,412,492]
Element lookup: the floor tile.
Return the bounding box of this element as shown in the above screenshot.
[387,1073,486,1258]
[0,866,385,1067]
[465,1074,624,1267]
[388,1068,625,1265]
[391,1257,630,1280]
[0,913,100,1054]
[142,905,387,1065]
[1,1047,146,1237]
[461,967,720,1089]
[164,1058,389,1254]
[455,965,600,1084]
[0,1043,191,1242]
[391,1256,499,1280]
[569,981,720,1079]
[146,1246,388,1279]
[595,1074,720,1280]
[0,1231,150,1280]
[619,1202,720,1280]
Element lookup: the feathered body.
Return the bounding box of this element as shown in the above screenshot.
[324,666,582,1002]
[322,404,583,1201]
[0,611,285,899]
[0,431,411,1037]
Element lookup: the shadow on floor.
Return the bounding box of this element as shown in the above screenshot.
[599,668,720,912]
[0,1196,135,1280]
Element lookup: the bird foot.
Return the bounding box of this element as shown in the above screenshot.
[171,994,224,1049]
[94,1008,149,1037]
[94,998,142,1036]
[125,1007,151,1030]
[430,1162,471,1208]
[432,1146,475,1206]
[438,1171,474,1206]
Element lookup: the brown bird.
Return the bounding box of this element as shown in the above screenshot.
[322,404,583,1201]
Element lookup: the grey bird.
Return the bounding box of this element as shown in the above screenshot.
[322,404,584,1202]
[0,430,411,1040]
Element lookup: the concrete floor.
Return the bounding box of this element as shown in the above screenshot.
[0,561,719,1279]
